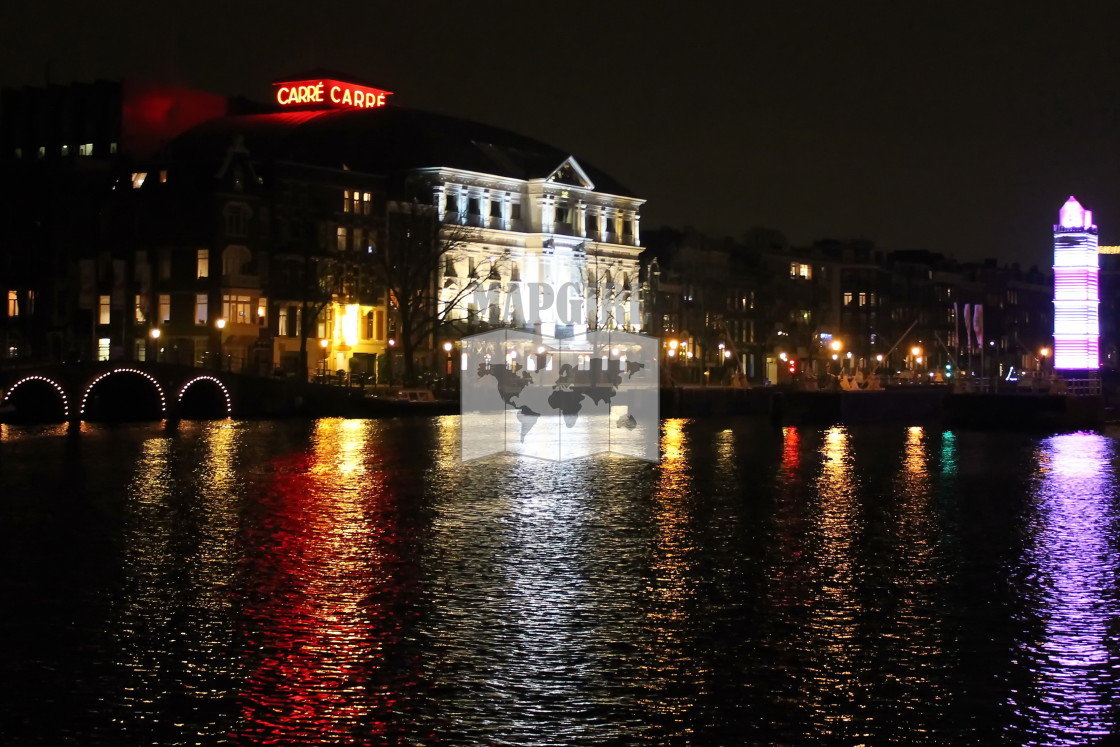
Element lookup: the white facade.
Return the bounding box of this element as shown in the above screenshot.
[417,157,645,338]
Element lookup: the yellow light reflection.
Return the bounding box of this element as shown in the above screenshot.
[884,426,947,723]
[799,425,862,741]
[637,418,701,734]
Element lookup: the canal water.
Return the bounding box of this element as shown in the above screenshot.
[1,417,1118,745]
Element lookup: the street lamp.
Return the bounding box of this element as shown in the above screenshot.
[387,338,395,387]
[150,327,161,362]
[215,318,226,371]
[830,339,843,375]
[443,340,453,377]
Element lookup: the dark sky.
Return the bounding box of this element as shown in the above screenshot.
[5,1,1120,268]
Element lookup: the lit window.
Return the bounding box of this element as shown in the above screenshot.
[60,144,70,156]
[257,298,267,325]
[134,294,146,323]
[843,292,853,306]
[859,292,867,306]
[6,290,17,317]
[343,190,351,212]
[221,294,252,323]
[362,192,371,215]
[37,146,45,159]
[337,226,348,251]
[196,294,209,325]
[159,294,170,324]
[109,142,118,154]
[159,170,168,183]
[131,172,147,189]
[79,143,93,156]
[278,307,289,336]
[99,295,111,324]
[98,338,110,361]
[197,249,209,278]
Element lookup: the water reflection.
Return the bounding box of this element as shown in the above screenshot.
[7,418,1120,744]
[114,434,177,742]
[879,426,949,740]
[1010,432,1120,745]
[233,419,415,746]
[638,418,702,739]
[798,426,864,742]
[109,423,245,744]
[419,421,657,742]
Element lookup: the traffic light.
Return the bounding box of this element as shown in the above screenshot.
[788,359,797,375]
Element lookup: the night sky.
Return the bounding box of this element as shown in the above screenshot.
[5,1,1120,269]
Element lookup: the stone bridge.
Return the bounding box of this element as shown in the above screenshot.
[0,361,240,423]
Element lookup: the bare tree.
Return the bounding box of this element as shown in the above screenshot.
[373,199,488,385]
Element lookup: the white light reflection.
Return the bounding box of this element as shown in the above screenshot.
[1010,432,1120,745]
[799,426,863,742]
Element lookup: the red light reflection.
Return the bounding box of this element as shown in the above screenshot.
[229,421,420,745]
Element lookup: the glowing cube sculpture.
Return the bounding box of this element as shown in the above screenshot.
[1053,196,1099,371]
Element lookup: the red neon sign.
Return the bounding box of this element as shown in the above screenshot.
[274,79,392,109]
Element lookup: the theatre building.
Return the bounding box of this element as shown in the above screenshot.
[0,72,645,381]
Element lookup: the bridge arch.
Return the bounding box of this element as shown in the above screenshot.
[177,375,233,418]
[80,367,167,421]
[3,375,70,421]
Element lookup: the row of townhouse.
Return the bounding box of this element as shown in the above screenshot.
[643,227,1061,386]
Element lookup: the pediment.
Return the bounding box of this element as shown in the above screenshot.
[546,157,595,190]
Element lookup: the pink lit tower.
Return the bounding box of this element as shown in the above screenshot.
[1053,196,1099,371]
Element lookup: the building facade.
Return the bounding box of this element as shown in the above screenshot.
[1,73,645,383]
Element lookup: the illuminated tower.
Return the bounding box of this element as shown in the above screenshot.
[1053,196,1099,370]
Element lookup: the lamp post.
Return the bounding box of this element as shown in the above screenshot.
[666,339,678,385]
[150,327,161,362]
[387,338,395,387]
[320,338,329,381]
[911,345,923,382]
[443,340,454,390]
[215,318,226,371]
[830,338,843,378]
